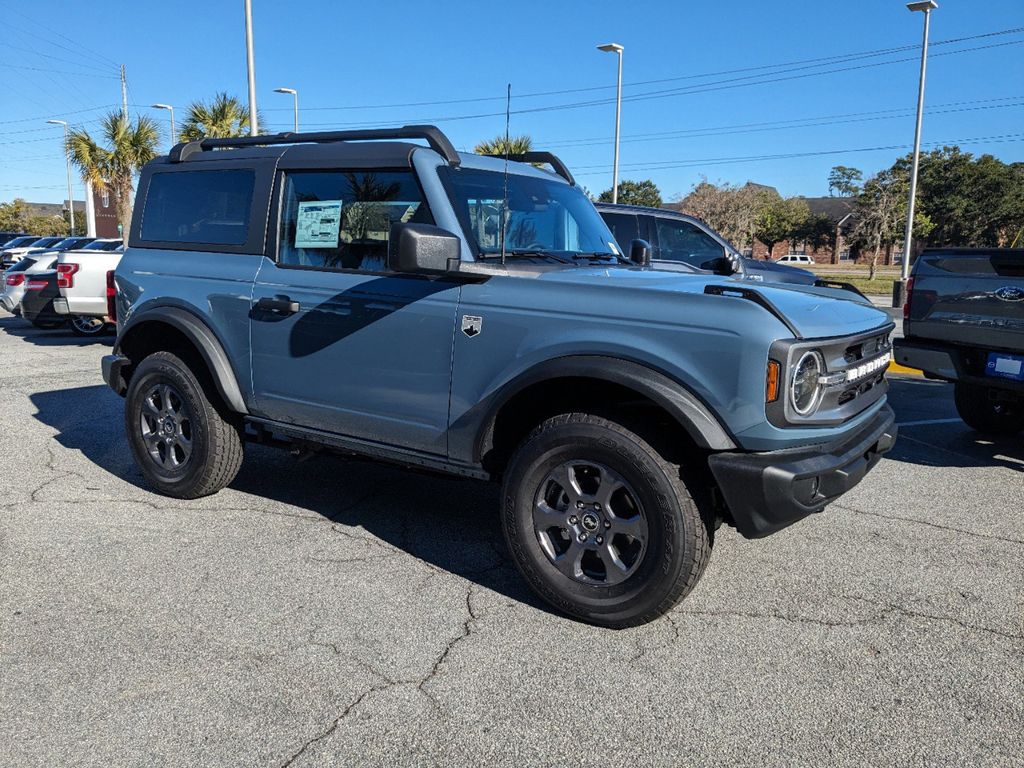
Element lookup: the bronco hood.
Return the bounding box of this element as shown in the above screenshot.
[538,267,892,339]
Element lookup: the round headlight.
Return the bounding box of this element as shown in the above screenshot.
[791,351,823,415]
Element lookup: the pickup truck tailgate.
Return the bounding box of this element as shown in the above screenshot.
[906,249,1024,351]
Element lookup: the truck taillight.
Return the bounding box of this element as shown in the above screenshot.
[903,277,914,320]
[4,273,24,287]
[106,270,117,323]
[57,262,79,289]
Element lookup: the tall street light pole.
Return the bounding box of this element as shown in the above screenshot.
[896,0,938,307]
[597,43,624,203]
[46,119,75,235]
[152,104,175,149]
[244,0,258,136]
[274,87,299,132]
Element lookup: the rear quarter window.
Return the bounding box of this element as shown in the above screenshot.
[140,169,255,246]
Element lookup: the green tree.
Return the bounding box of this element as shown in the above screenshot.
[598,179,663,207]
[26,214,68,236]
[753,193,809,259]
[0,198,30,232]
[796,212,837,254]
[896,147,1024,247]
[828,165,863,197]
[180,92,260,141]
[474,134,533,157]
[850,169,933,278]
[66,111,160,242]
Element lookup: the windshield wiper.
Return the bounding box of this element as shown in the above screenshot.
[481,249,574,264]
[572,252,631,264]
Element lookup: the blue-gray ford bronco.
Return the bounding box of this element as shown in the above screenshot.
[102,125,897,627]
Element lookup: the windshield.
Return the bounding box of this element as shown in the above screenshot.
[51,237,91,250]
[81,239,123,251]
[5,236,41,249]
[446,167,620,259]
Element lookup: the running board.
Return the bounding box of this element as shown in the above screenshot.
[245,417,490,480]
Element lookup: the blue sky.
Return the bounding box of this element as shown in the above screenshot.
[1,0,1022,205]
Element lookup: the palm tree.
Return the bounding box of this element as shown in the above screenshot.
[66,111,160,242]
[474,134,533,157]
[180,92,260,141]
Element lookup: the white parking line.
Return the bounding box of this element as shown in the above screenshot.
[896,418,964,427]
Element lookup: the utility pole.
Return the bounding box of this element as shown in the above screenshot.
[46,120,75,235]
[597,43,624,203]
[895,1,938,307]
[244,0,258,136]
[120,65,128,118]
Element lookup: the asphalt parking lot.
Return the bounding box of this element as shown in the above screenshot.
[1,314,1021,768]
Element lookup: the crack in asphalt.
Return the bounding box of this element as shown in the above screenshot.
[281,585,484,766]
[666,595,1024,644]
[835,502,1024,545]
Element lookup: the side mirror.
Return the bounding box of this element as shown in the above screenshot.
[702,256,736,276]
[388,223,461,274]
[629,239,652,266]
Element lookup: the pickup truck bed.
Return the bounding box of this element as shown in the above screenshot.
[895,248,1024,433]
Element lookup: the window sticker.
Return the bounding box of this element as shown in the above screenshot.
[295,200,342,249]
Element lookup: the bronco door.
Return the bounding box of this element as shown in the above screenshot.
[249,168,461,455]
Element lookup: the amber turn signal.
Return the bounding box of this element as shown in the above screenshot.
[766,360,780,402]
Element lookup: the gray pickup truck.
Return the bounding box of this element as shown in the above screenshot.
[895,248,1024,434]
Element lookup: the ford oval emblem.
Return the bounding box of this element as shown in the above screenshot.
[994,286,1024,302]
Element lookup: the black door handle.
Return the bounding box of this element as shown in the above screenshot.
[255,295,300,315]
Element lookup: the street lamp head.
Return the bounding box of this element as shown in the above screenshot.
[274,87,297,95]
[152,103,173,111]
[597,43,624,54]
[907,1,937,11]
[46,119,67,126]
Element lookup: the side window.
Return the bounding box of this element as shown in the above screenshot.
[140,170,254,245]
[277,170,432,272]
[600,212,638,254]
[654,218,725,269]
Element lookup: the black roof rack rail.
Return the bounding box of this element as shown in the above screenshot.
[703,284,802,339]
[167,124,461,166]
[502,152,575,186]
[813,278,869,301]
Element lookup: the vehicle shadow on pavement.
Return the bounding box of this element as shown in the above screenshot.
[886,377,1024,472]
[0,315,114,346]
[29,384,550,615]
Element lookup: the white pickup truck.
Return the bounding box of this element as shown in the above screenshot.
[52,239,124,336]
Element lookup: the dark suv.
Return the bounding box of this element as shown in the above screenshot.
[596,203,820,285]
[101,125,896,627]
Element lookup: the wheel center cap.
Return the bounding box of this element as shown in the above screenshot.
[161,418,176,435]
[581,512,600,532]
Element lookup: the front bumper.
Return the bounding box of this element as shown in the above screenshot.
[101,353,130,396]
[708,405,897,538]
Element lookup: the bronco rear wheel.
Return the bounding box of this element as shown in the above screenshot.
[501,412,713,628]
[125,351,244,498]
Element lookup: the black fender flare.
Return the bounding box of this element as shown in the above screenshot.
[115,306,249,414]
[462,355,737,463]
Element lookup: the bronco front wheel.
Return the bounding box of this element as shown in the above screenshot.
[501,412,713,628]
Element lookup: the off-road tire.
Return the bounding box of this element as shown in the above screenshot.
[954,382,1024,435]
[501,412,713,628]
[125,351,244,498]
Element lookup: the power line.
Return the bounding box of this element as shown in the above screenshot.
[543,97,1024,149]
[281,38,1024,130]
[259,26,1024,114]
[0,63,120,79]
[0,105,116,127]
[5,6,121,69]
[571,133,1024,176]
